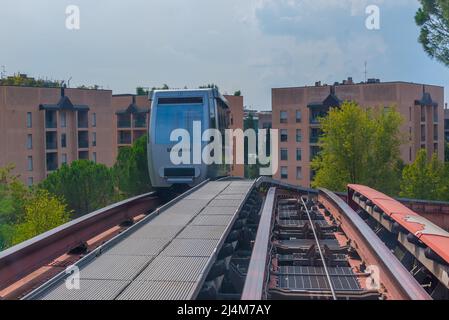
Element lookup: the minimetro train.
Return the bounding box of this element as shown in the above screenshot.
[147,89,231,188]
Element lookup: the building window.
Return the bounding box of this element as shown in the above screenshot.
[60,111,67,128]
[280,129,288,142]
[409,147,412,162]
[27,134,33,150]
[61,133,67,148]
[46,131,58,150]
[434,143,438,154]
[280,111,288,124]
[409,107,412,122]
[409,127,412,141]
[78,131,89,149]
[434,124,438,141]
[92,132,97,147]
[296,167,302,180]
[433,106,438,123]
[27,112,32,128]
[46,153,58,171]
[27,156,33,171]
[296,110,302,123]
[92,152,97,163]
[61,153,67,165]
[27,177,33,187]
[134,114,146,128]
[296,129,302,143]
[310,146,320,161]
[296,148,302,161]
[421,106,426,122]
[77,110,88,128]
[281,149,288,161]
[92,113,97,127]
[45,110,57,128]
[118,131,132,145]
[117,114,131,128]
[281,167,288,179]
[421,124,426,142]
[78,151,89,160]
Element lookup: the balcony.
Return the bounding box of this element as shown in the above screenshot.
[78,151,89,160]
[46,153,58,172]
[310,136,320,144]
[133,130,146,141]
[118,131,132,145]
[310,109,329,125]
[46,132,58,150]
[310,128,322,144]
[133,114,147,128]
[117,114,131,128]
[78,110,88,128]
[45,110,57,129]
[310,146,321,161]
[78,131,89,149]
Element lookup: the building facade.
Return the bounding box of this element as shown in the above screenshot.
[225,95,245,177]
[0,86,245,185]
[445,107,449,142]
[272,80,445,187]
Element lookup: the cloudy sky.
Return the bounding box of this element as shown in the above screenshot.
[0,0,448,109]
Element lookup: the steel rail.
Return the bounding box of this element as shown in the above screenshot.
[241,187,276,300]
[318,188,432,300]
[0,192,161,292]
[301,197,337,300]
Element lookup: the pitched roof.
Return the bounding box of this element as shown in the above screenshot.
[39,87,89,111]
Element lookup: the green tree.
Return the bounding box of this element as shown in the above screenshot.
[400,149,447,200]
[41,160,115,217]
[234,90,242,96]
[11,189,71,246]
[0,165,28,249]
[312,101,403,194]
[415,0,449,66]
[113,136,152,197]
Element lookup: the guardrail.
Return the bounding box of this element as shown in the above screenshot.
[0,192,161,291]
[318,188,431,300]
[241,187,276,300]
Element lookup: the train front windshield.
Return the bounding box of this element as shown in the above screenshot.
[155,103,204,145]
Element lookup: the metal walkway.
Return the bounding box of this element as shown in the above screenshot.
[26,180,255,300]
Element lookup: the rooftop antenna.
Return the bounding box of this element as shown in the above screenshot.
[67,76,72,88]
[364,61,368,83]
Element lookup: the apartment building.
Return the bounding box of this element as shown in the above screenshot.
[272,80,445,187]
[113,94,150,147]
[0,85,245,185]
[226,95,245,177]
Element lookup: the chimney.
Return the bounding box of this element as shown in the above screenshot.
[347,77,353,84]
